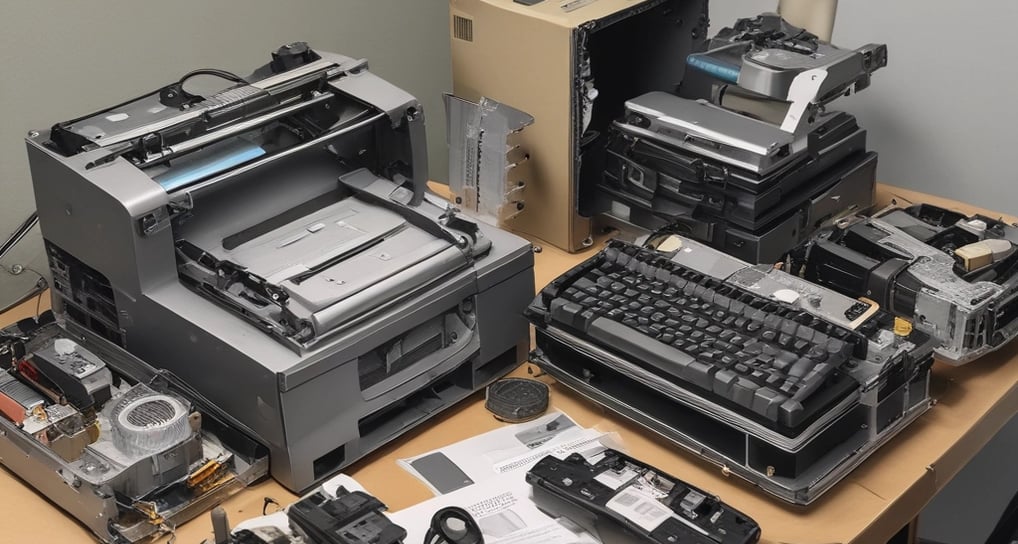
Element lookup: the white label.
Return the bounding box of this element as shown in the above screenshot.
[594,466,640,491]
[605,489,671,532]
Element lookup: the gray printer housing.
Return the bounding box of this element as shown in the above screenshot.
[27,48,533,491]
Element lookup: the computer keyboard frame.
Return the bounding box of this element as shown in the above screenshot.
[528,238,935,504]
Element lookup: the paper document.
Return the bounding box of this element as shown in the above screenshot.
[388,471,599,544]
[400,412,603,494]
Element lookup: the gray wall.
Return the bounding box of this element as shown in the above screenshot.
[709,1,1018,215]
[0,0,452,306]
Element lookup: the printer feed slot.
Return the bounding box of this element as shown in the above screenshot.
[357,366,472,449]
[359,304,473,395]
[313,444,346,482]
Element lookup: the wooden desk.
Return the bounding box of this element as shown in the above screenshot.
[2,185,1017,543]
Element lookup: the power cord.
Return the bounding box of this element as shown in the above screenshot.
[0,210,48,316]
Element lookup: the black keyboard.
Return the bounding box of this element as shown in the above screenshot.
[532,240,865,432]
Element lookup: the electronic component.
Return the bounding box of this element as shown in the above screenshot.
[527,237,935,504]
[202,484,406,544]
[484,377,550,423]
[526,450,760,544]
[687,12,886,132]
[288,489,406,544]
[792,203,1018,365]
[0,318,268,543]
[591,12,883,264]
[29,42,534,492]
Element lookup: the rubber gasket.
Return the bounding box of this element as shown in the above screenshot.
[485,377,550,423]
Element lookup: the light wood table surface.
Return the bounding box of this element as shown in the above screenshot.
[1,185,1016,543]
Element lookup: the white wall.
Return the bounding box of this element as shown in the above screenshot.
[0,0,452,305]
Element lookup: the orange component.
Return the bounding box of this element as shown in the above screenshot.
[0,392,26,425]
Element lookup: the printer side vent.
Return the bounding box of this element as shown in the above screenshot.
[45,242,124,346]
[453,15,474,42]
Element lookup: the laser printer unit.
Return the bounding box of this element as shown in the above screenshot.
[26,42,534,492]
[595,13,887,263]
[0,314,269,543]
[791,203,1018,365]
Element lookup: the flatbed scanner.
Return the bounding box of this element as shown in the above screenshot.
[26,43,534,491]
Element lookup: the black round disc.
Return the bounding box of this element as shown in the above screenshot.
[485,377,550,423]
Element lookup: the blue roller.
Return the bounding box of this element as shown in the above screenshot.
[154,140,266,191]
[686,53,741,84]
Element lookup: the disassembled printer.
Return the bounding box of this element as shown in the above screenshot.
[26,43,534,492]
[597,13,886,263]
[791,203,1018,365]
[527,235,935,504]
[527,450,761,544]
[0,315,268,543]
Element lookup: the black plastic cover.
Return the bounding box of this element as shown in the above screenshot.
[288,488,405,544]
[526,450,760,544]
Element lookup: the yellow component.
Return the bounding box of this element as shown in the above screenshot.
[955,239,1013,272]
[133,501,164,526]
[198,473,236,494]
[894,317,914,337]
[187,458,225,489]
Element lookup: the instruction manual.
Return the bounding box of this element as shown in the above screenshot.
[398,411,616,495]
[388,470,599,544]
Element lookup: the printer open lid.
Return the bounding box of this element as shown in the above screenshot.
[46,42,428,204]
[37,43,491,354]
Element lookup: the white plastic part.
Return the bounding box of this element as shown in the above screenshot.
[54,338,78,356]
[773,289,801,304]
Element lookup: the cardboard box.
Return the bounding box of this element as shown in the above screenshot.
[450,0,708,251]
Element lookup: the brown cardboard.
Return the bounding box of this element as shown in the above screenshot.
[449,0,707,252]
[4,185,1018,543]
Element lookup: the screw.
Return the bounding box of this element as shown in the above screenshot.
[27,130,39,138]
[9,264,24,275]
[562,477,573,486]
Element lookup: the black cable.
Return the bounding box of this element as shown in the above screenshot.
[0,211,38,261]
[262,497,281,515]
[177,68,246,86]
[34,288,44,319]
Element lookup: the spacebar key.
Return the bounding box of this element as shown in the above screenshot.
[587,318,696,379]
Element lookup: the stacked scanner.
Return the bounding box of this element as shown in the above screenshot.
[597,13,888,264]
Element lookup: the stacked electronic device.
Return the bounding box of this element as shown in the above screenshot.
[527,235,936,504]
[596,13,887,264]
